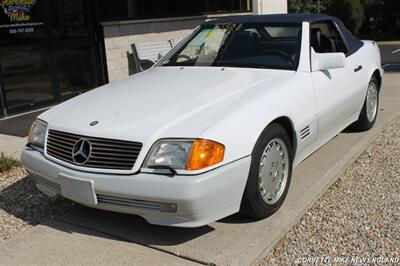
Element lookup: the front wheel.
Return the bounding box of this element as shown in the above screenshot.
[240,123,293,218]
[353,76,379,131]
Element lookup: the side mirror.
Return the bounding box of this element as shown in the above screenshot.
[311,49,346,71]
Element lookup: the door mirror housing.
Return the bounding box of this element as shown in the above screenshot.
[311,49,346,71]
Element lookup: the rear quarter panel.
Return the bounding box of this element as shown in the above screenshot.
[352,41,384,112]
[359,40,383,84]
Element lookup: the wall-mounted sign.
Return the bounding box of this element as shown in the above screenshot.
[1,0,37,22]
[0,0,43,35]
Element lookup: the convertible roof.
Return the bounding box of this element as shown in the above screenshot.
[204,13,363,55]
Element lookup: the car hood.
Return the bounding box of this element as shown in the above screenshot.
[41,67,294,143]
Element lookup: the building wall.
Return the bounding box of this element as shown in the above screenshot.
[103,17,201,81]
[103,0,287,82]
[252,0,287,15]
[105,29,192,81]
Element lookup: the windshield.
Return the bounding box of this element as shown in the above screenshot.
[161,23,302,70]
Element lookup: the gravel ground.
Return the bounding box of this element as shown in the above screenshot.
[0,168,74,241]
[261,117,400,265]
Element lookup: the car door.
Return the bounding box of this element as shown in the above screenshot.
[310,21,359,142]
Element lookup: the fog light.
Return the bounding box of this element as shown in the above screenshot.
[160,202,177,213]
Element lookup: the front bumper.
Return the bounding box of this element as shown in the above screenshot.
[22,147,251,227]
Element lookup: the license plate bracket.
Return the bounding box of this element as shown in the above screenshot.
[59,174,97,205]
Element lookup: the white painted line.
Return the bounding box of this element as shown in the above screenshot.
[392,48,400,54]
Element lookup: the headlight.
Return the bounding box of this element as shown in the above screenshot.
[145,140,192,169]
[143,139,225,171]
[28,119,48,148]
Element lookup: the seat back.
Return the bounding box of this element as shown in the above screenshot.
[311,28,336,53]
[223,31,259,59]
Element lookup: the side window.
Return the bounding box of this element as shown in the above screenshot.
[311,22,348,54]
[264,26,300,38]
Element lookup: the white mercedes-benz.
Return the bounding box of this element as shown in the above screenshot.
[22,14,383,227]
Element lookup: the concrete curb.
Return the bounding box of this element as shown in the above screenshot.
[0,221,198,266]
[251,113,400,265]
[0,134,26,160]
[377,41,400,45]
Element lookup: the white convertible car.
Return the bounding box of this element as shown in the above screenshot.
[22,14,383,227]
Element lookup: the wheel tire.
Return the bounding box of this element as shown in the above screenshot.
[353,76,379,131]
[240,123,293,219]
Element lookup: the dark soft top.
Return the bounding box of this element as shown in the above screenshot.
[204,13,363,55]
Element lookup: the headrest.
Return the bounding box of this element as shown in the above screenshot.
[310,28,322,51]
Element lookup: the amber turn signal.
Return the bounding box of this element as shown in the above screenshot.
[186,139,225,170]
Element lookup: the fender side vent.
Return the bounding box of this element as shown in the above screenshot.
[300,126,310,140]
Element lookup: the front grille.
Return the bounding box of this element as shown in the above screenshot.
[46,130,142,170]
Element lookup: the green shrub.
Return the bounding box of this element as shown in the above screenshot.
[327,0,364,34]
[288,0,365,34]
[0,153,20,173]
[288,0,331,13]
[288,0,399,40]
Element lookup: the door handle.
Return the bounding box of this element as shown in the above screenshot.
[354,65,363,72]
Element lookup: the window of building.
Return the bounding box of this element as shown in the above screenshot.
[96,0,252,22]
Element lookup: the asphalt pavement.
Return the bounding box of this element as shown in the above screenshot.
[379,43,400,72]
[0,110,44,137]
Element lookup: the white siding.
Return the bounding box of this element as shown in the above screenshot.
[253,0,287,15]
